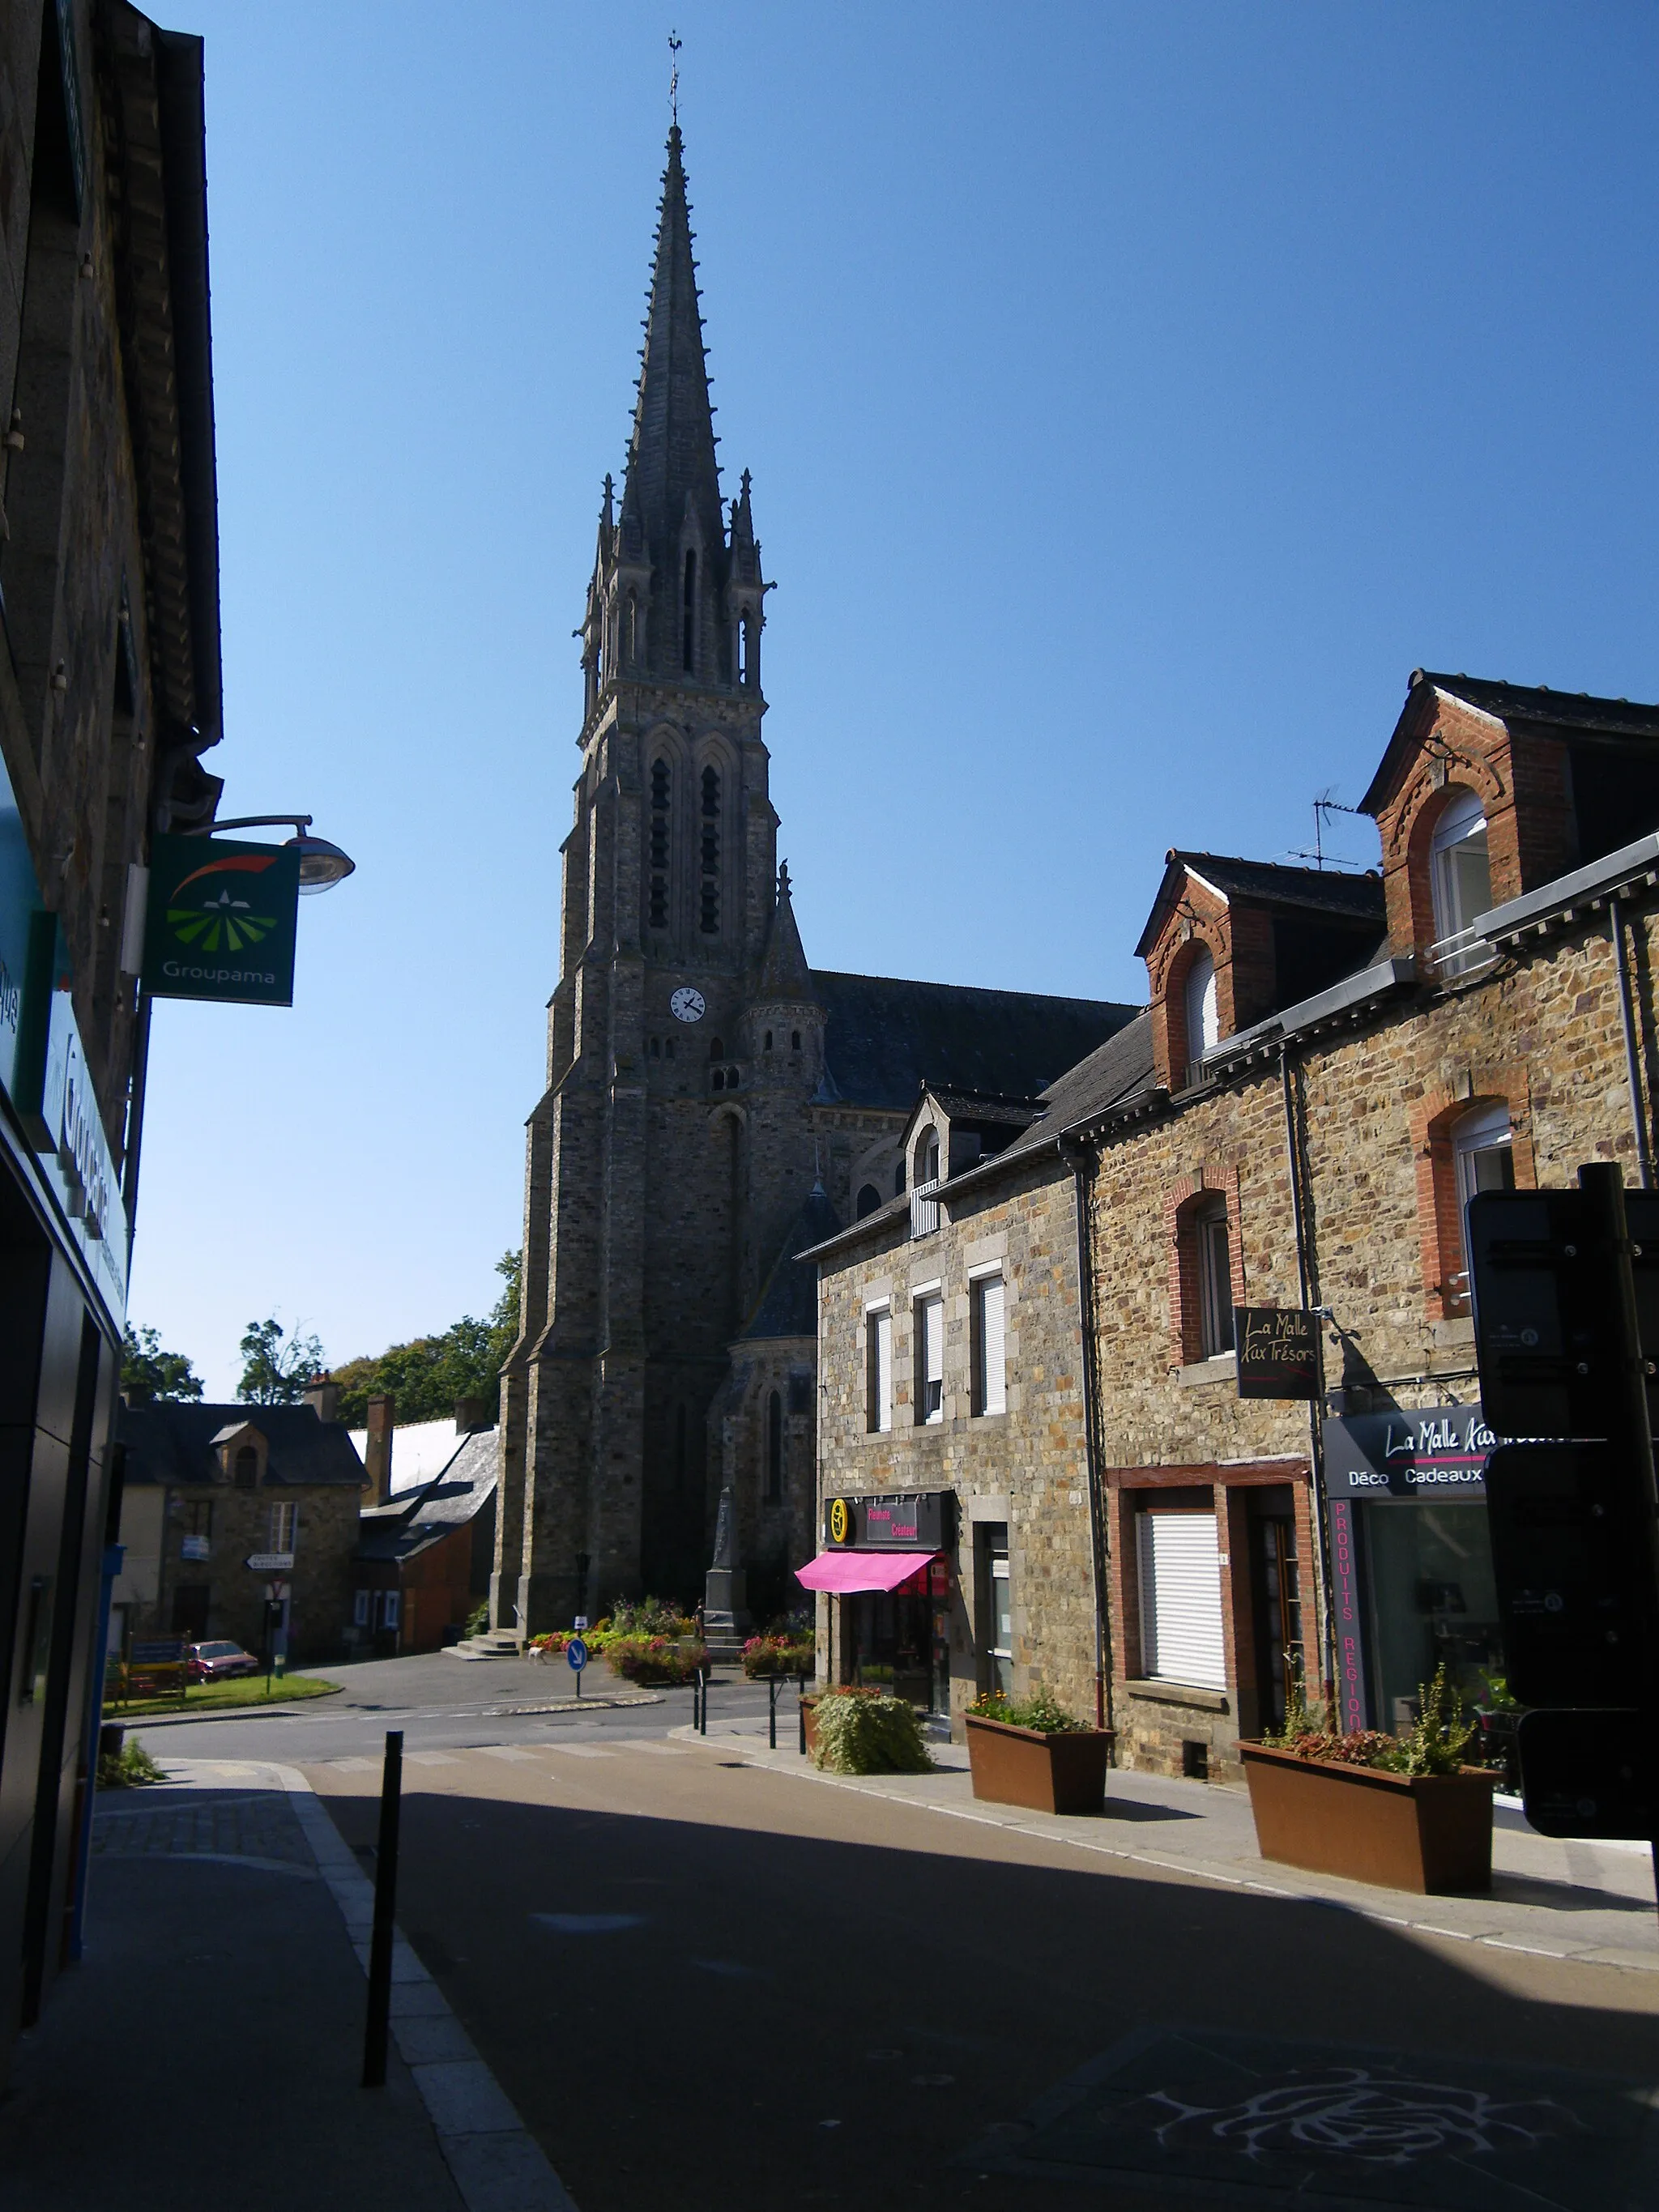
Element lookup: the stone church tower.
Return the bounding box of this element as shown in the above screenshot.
[496,128,1137,1634]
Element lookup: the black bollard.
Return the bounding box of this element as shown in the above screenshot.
[768,1673,778,1750]
[798,1673,808,1755]
[361,1728,403,2087]
[698,1667,709,1737]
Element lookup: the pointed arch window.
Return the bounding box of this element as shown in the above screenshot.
[699,765,721,933]
[682,550,697,672]
[649,758,671,928]
[625,590,640,667]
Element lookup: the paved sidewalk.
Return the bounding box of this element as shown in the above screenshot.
[0,1756,576,2212]
[684,1720,1659,1975]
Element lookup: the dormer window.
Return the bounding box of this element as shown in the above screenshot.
[1430,789,1492,947]
[234,1446,258,1490]
[915,1127,940,1188]
[1183,949,1218,1072]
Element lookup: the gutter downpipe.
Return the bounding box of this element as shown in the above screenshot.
[1609,894,1654,1191]
[1280,1045,1337,1699]
[1061,1136,1111,1734]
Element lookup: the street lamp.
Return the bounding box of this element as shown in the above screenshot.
[183,812,356,893]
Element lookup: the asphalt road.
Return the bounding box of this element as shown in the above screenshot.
[277,1668,1659,2212]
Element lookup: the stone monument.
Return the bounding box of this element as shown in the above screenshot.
[703,1484,749,1654]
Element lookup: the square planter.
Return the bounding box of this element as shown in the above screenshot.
[966,1715,1114,1814]
[1240,1741,1496,1894]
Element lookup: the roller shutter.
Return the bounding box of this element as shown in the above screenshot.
[1137,1511,1226,1691]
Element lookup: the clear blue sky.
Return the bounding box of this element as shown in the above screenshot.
[128,2,1659,1397]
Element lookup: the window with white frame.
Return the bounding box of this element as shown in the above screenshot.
[915,1294,944,1423]
[1183,948,1219,1069]
[1430,788,1492,944]
[353,1590,370,1627]
[382,1591,400,1630]
[1194,1197,1235,1358]
[866,1306,892,1434]
[268,1501,298,1554]
[1137,1508,1226,1690]
[972,1273,1006,1416]
[1452,1100,1514,1286]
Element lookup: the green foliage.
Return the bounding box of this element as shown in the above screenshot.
[742,1634,815,1679]
[466,1601,489,1637]
[1396,1662,1480,1777]
[811,1688,933,1775]
[97,1739,166,1788]
[608,1595,695,1637]
[1264,1662,1481,1778]
[121,1324,203,1403]
[237,1317,326,1405]
[969,1684,1089,1733]
[331,1251,521,1426]
[605,1635,707,1685]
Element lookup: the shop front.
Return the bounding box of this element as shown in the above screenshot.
[1324,1404,1503,1734]
[797,1490,955,1711]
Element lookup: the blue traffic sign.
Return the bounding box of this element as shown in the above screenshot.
[566,1636,589,1672]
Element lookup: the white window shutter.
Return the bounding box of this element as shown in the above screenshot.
[1137,1512,1226,1691]
[979,1277,1005,1413]
[922,1298,943,1386]
[874,1310,892,1434]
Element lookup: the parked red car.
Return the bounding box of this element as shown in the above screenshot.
[185,1639,260,1682]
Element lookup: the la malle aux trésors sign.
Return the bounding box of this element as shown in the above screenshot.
[143,834,301,1006]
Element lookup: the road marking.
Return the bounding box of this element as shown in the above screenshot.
[403,1751,463,1767]
[616,1741,689,1755]
[330,1758,381,1772]
[545,1744,614,1759]
[475,1745,538,1762]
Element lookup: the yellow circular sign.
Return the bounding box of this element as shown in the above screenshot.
[828,1496,851,1545]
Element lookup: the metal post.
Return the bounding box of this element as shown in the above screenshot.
[691,1668,700,1732]
[1609,896,1654,1191]
[698,1667,708,1737]
[362,1728,403,2087]
[768,1673,777,1750]
[798,1673,808,1755]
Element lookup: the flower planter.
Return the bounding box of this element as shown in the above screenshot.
[965,1715,1114,1814]
[1240,1741,1497,1894]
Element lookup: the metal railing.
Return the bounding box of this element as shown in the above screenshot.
[910,1177,941,1238]
[1427,927,1498,983]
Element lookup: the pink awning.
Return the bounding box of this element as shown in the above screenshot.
[794,1549,936,1595]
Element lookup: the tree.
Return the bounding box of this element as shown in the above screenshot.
[237,1317,326,1405]
[121,1324,203,1403]
[332,1251,521,1426]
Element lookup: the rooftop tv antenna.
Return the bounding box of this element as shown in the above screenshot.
[1287,788,1364,871]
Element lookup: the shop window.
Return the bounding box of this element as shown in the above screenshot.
[1183,949,1219,1071]
[915,1294,944,1423]
[976,1523,1012,1697]
[268,1502,298,1554]
[865,1306,892,1434]
[1251,1511,1302,1733]
[1136,1508,1226,1691]
[855,1183,881,1220]
[1195,1198,1235,1358]
[971,1273,1005,1416]
[766,1390,783,1502]
[234,1446,258,1490]
[353,1590,370,1627]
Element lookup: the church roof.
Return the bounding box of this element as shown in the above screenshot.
[621,126,724,585]
[738,1183,841,1340]
[810,970,1138,1115]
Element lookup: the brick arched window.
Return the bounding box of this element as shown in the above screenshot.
[1166,1174,1245,1368]
[1412,1076,1533,1318]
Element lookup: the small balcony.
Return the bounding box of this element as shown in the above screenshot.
[910,1178,941,1239]
[1426,927,1498,985]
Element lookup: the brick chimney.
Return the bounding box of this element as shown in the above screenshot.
[454,1396,489,1434]
[365,1393,394,1506]
[303,1375,340,1424]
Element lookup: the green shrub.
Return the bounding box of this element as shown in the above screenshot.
[466,1601,489,1636]
[605,1634,707,1686]
[969,1684,1089,1733]
[812,1688,932,1775]
[98,1739,166,1790]
[607,1596,696,1638]
[742,1634,814,1680]
[1265,1662,1482,1778]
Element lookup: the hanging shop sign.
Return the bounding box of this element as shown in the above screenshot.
[1323,1404,1498,1502]
[142,834,301,1006]
[823,1490,953,1551]
[1234,1306,1321,1399]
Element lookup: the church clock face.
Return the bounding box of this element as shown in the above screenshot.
[670,987,706,1025]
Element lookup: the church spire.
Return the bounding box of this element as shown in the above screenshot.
[755,862,816,1002]
[625,126,724,581]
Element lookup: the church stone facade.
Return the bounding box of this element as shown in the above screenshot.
[493,130,1136,1634]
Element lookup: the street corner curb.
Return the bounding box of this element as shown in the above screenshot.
[273,1759,582,2209]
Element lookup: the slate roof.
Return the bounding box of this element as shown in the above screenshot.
[811,970,1138,1115]
[118,1400,367,1487]
[357,1429,498,1564]
[1136,853,1385,957]
[738,1184,841,1340]
[1361,671,1659,817]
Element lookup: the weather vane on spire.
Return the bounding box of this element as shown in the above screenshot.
[668,29,681,127]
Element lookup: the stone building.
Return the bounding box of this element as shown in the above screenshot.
[0,2,225,2066]
[113,1394,368,1664]
[495,126,1136,1634]
[808,668,1659,1784]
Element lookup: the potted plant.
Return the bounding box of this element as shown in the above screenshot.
[809,1686,932,1775]
[965,1686,1114,1814]
[1240,1664,1498,1894]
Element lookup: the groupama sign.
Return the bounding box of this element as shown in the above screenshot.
[142,835,301,1006]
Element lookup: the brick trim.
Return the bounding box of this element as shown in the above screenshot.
[1409,1063,1535,1318]
[1164,1166,1246,1367]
